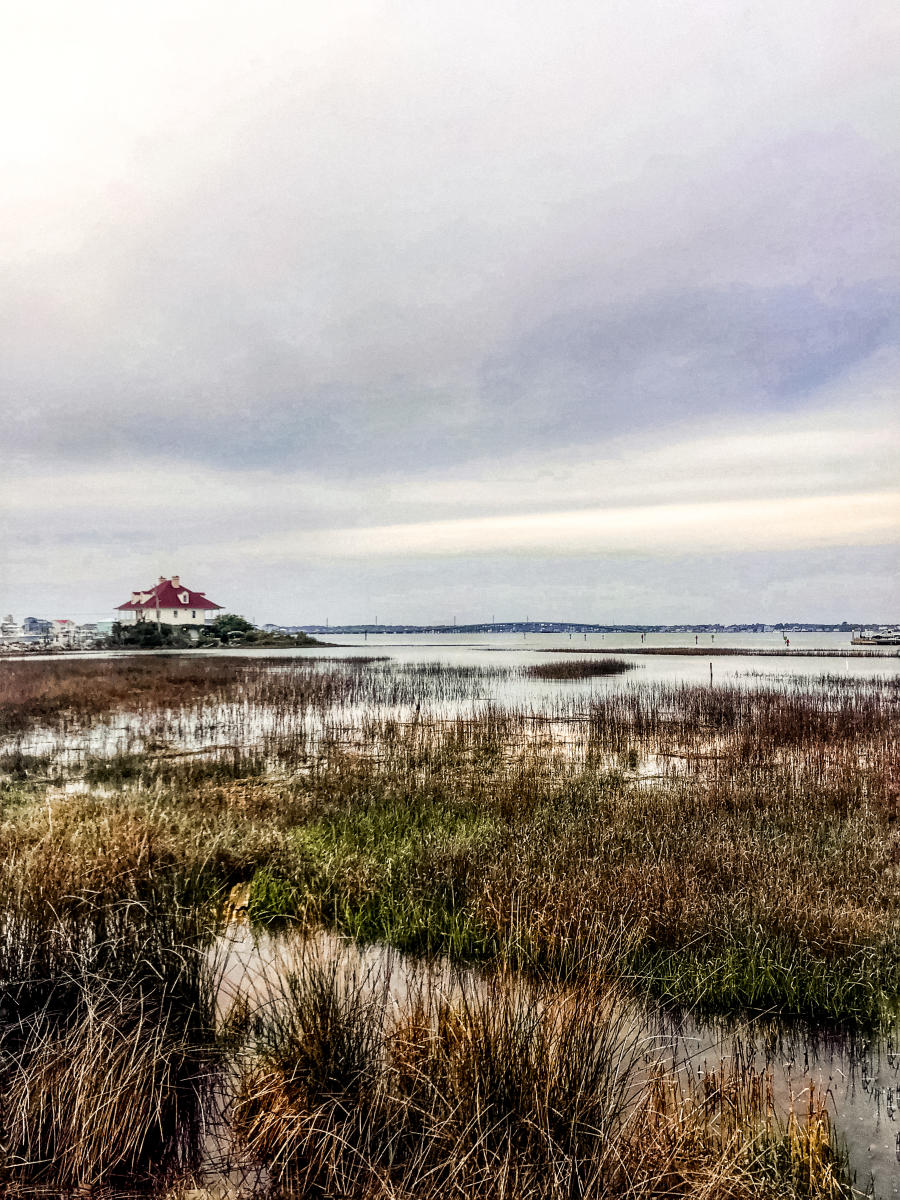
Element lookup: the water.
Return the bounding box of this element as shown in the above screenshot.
[199,630,900,687]
[660,1011,900,1194]
[332,629,871,649]
[10,628,899,679]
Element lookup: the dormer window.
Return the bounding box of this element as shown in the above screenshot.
[179,591,190,604]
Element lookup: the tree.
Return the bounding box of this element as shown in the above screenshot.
[109,620,181,648]
[209,613,254,640]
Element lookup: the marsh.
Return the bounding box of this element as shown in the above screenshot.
[1,648,898,1195]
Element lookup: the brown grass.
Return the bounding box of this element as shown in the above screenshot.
[0,655,884,1192]
[230,958,851,1199]
[526,657,635,679]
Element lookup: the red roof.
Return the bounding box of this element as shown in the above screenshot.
[116,579,223,612]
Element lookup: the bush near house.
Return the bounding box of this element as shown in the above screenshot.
[208,613,254,640]
[108,621,194,649]
[201,614,323,647]
[106,615,323,650]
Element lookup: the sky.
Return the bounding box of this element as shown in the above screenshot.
[1,0,898,625]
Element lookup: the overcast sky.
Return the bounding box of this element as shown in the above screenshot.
[2,0,898,624]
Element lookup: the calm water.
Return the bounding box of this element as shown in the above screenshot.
[333,630,877,652]
[232,630,900,688]
[8,629,899,688]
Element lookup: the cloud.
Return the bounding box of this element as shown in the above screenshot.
[5,390,897,535]
[234,491,900,562]
[1,1,899,618]
[3,4,899,472]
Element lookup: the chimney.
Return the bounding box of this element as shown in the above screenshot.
[171,575,180,588]
[158,576,165,584]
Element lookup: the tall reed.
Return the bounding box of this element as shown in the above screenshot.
[0,874,219,1192]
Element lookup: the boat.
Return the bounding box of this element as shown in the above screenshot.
[851,629,900,646]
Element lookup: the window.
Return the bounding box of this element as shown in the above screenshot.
[173,609,179,617]
[192,610,196,618]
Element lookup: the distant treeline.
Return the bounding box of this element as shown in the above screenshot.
[296,621,872,635]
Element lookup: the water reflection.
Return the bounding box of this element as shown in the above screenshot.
[649,1007,900,1196]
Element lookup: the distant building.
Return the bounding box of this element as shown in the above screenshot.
[1,614,20,638]
[52,618,77,647]
[115,576,224,626]
[23,617,52,637]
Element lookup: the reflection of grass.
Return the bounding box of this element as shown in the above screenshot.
[0,748,55,780]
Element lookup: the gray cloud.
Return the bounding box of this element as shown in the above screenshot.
[2,0,899,618]
[5,128,898,472]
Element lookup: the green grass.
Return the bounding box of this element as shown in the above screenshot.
[221,742,900,1023]
[247,799,503,957]
[4,724,897,1024]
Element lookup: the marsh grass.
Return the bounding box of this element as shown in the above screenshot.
[0,650,887,1191]
[0,655,258,734]
[526,657,636,679]
[229,953,853,1199]
[2,666,899,973]
[2,660,898,1023]
[0,881,219,1193]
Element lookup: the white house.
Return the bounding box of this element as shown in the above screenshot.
[52,619,77,646]
[115,576,224,626]
[1,614,21,639]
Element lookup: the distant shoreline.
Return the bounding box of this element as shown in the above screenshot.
[3,644,896,662]
[538,646,899,658]
[297,623,890,636]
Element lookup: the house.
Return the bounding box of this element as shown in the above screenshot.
[23,617,52,637]
[1,614,21,639]
[52,619,77,647]
[115,576,224,626]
